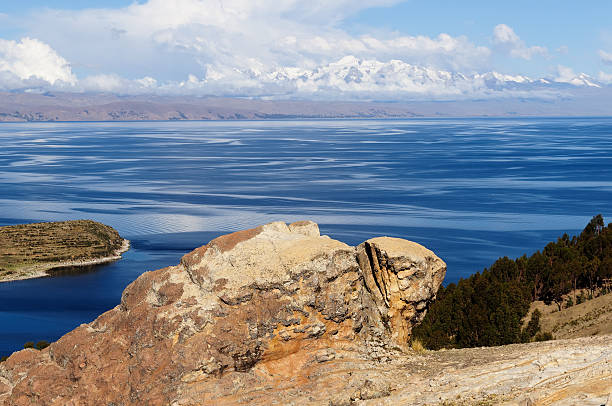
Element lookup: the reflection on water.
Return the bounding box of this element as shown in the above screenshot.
[46,264,109,277]
[1,118,611,355]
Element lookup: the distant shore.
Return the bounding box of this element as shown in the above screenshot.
[2,91,612,123]
[0,239,130,283]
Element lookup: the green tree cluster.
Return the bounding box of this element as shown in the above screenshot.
[1,340,51,363]
[413,215,612,350]
[23,340,49,350]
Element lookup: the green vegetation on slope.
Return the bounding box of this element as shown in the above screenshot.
[413,215,612,349]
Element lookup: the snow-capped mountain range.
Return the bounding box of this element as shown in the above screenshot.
[2,53,609,101]
[196,56,607,99]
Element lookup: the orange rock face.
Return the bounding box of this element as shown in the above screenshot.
[0,221,446,406]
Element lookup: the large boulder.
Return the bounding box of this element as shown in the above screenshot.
[0,221,445,406]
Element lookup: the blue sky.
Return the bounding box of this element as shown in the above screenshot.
[0,0,135,13]
[345,0,612,76]
[0,1,611,98]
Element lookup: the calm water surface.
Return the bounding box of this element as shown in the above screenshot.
[1,118,611,355]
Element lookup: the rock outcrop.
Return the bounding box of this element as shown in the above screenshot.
[2,221,611,405]
[0,221,446,405]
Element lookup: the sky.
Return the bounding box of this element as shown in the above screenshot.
[0,0,611,99]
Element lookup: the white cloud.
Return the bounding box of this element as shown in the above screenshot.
[554,65,600,87]
[0,38,591,100]
[0,2,598,99]
[599,71,612,84]
[279,33,490,71]
[79,56,561,100]
[492,24,547,60]
[0,37,76,88]
[79,74,130,93]
[599,50,612,65]
[24,0,490,82]
[555,65,577,83]
[78,73,167,94]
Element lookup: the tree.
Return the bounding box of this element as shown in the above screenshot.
[414,215,612,350]
[521,309,541,342]
[36,340,50,350]
[581,214,604,239]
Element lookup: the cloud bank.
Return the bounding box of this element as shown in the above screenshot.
[492,24,547,60]
[0,37,76,88]
[600,50,612,65]
[0,1,607,99]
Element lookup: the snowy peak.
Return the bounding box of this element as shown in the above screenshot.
[266,57,606,97]
[555,72,601,88]
[198,56,607,99]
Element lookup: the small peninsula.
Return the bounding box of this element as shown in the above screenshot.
[0,220,129,282]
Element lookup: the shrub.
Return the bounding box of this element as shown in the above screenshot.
[36,340,50,350]
[521,309,541,342]
[23,341,35,349]
[410,338,427,354]
[534,332,553,342]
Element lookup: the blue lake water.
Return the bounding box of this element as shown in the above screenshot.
[1,118,611,356]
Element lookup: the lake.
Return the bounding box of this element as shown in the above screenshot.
[1,118,611,356]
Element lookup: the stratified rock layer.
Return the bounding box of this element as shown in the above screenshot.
[357,238,446,346]
[0,221,446,406]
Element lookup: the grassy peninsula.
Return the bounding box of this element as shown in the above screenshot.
[0,220,129,282]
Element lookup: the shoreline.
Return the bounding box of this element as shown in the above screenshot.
[0,239,130,283]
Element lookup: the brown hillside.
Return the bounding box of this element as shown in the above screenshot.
[0,220,128,282]
[528,291,612,339]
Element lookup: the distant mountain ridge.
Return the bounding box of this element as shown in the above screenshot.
[0,67,611,122]
[179,56,610,100]
[2,54,611,121]
[247,56,606,97]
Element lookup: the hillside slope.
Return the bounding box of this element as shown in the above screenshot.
[530,292,612,339]
[0,220,128,282]
[2,89,612,121]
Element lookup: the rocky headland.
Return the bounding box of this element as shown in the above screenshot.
[0,221,610,405]
[0,220,129,282]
